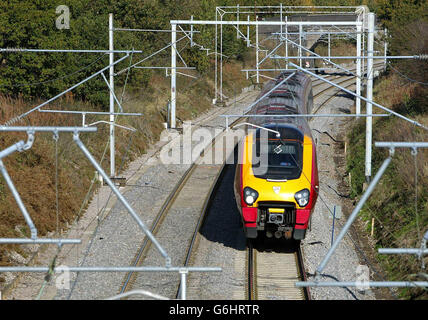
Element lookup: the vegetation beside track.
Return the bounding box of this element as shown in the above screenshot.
[346,6,428,299]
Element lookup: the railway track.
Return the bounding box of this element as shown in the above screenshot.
[118,64,385,300]
[310,61,384,88]
[118,109,248,298]
[247,239,309,300]
[313,76,357,114]
[312,62,385,114]
[173,159,229,299]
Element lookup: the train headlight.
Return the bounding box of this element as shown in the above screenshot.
[294,189,310,207]
[244,187,259,206]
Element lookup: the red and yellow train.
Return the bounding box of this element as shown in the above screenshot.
[234,71,319,240]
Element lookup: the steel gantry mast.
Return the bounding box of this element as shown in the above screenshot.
[169,17,365,126]
[109,13,116,178]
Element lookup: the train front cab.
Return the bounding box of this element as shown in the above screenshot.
[235,126,319,240]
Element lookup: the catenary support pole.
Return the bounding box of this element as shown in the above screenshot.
[179,269,188,300]
[356,22,362,115]
[236,4,239,39]
[277,37,358,78]
[215,10,218,102]
[299,24,303,67]
[365,12,375,182]
[171,23,177,128]
[220,13,223,100]
[109,13,115,177]
[256,15,259,84]
[384,28,388,71]
[362,26,365,94]
[190,16,194,47]
[285,15,288,70]
[247,15,250,47]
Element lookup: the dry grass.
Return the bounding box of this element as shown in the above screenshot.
[347,70,428,299]
[0,58,251,269]
[314,40,357,66]
[373,74,418,110]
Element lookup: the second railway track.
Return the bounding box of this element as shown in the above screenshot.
[118,113,247,298]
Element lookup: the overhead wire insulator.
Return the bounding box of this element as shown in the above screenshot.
[0,48,24,52]
[3,116,22,127]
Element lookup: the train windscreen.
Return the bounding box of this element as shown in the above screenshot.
[252,139,303,180]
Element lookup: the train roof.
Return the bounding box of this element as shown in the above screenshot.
[253,124,305,142]
[246,71,313,138]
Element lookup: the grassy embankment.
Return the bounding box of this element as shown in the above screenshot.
[346,72,428,299]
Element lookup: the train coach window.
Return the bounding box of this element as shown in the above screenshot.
[252,139,303,180]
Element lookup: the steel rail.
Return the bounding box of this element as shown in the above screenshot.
[247,241,256,300]
[297,245,310,300]
[314,75,354,98]
[119,114,246,296]
[311,76,360,115]
[118,161,198,294]
[174,160,229,299]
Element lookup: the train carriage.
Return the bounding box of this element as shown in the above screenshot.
[234,71,319,240]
